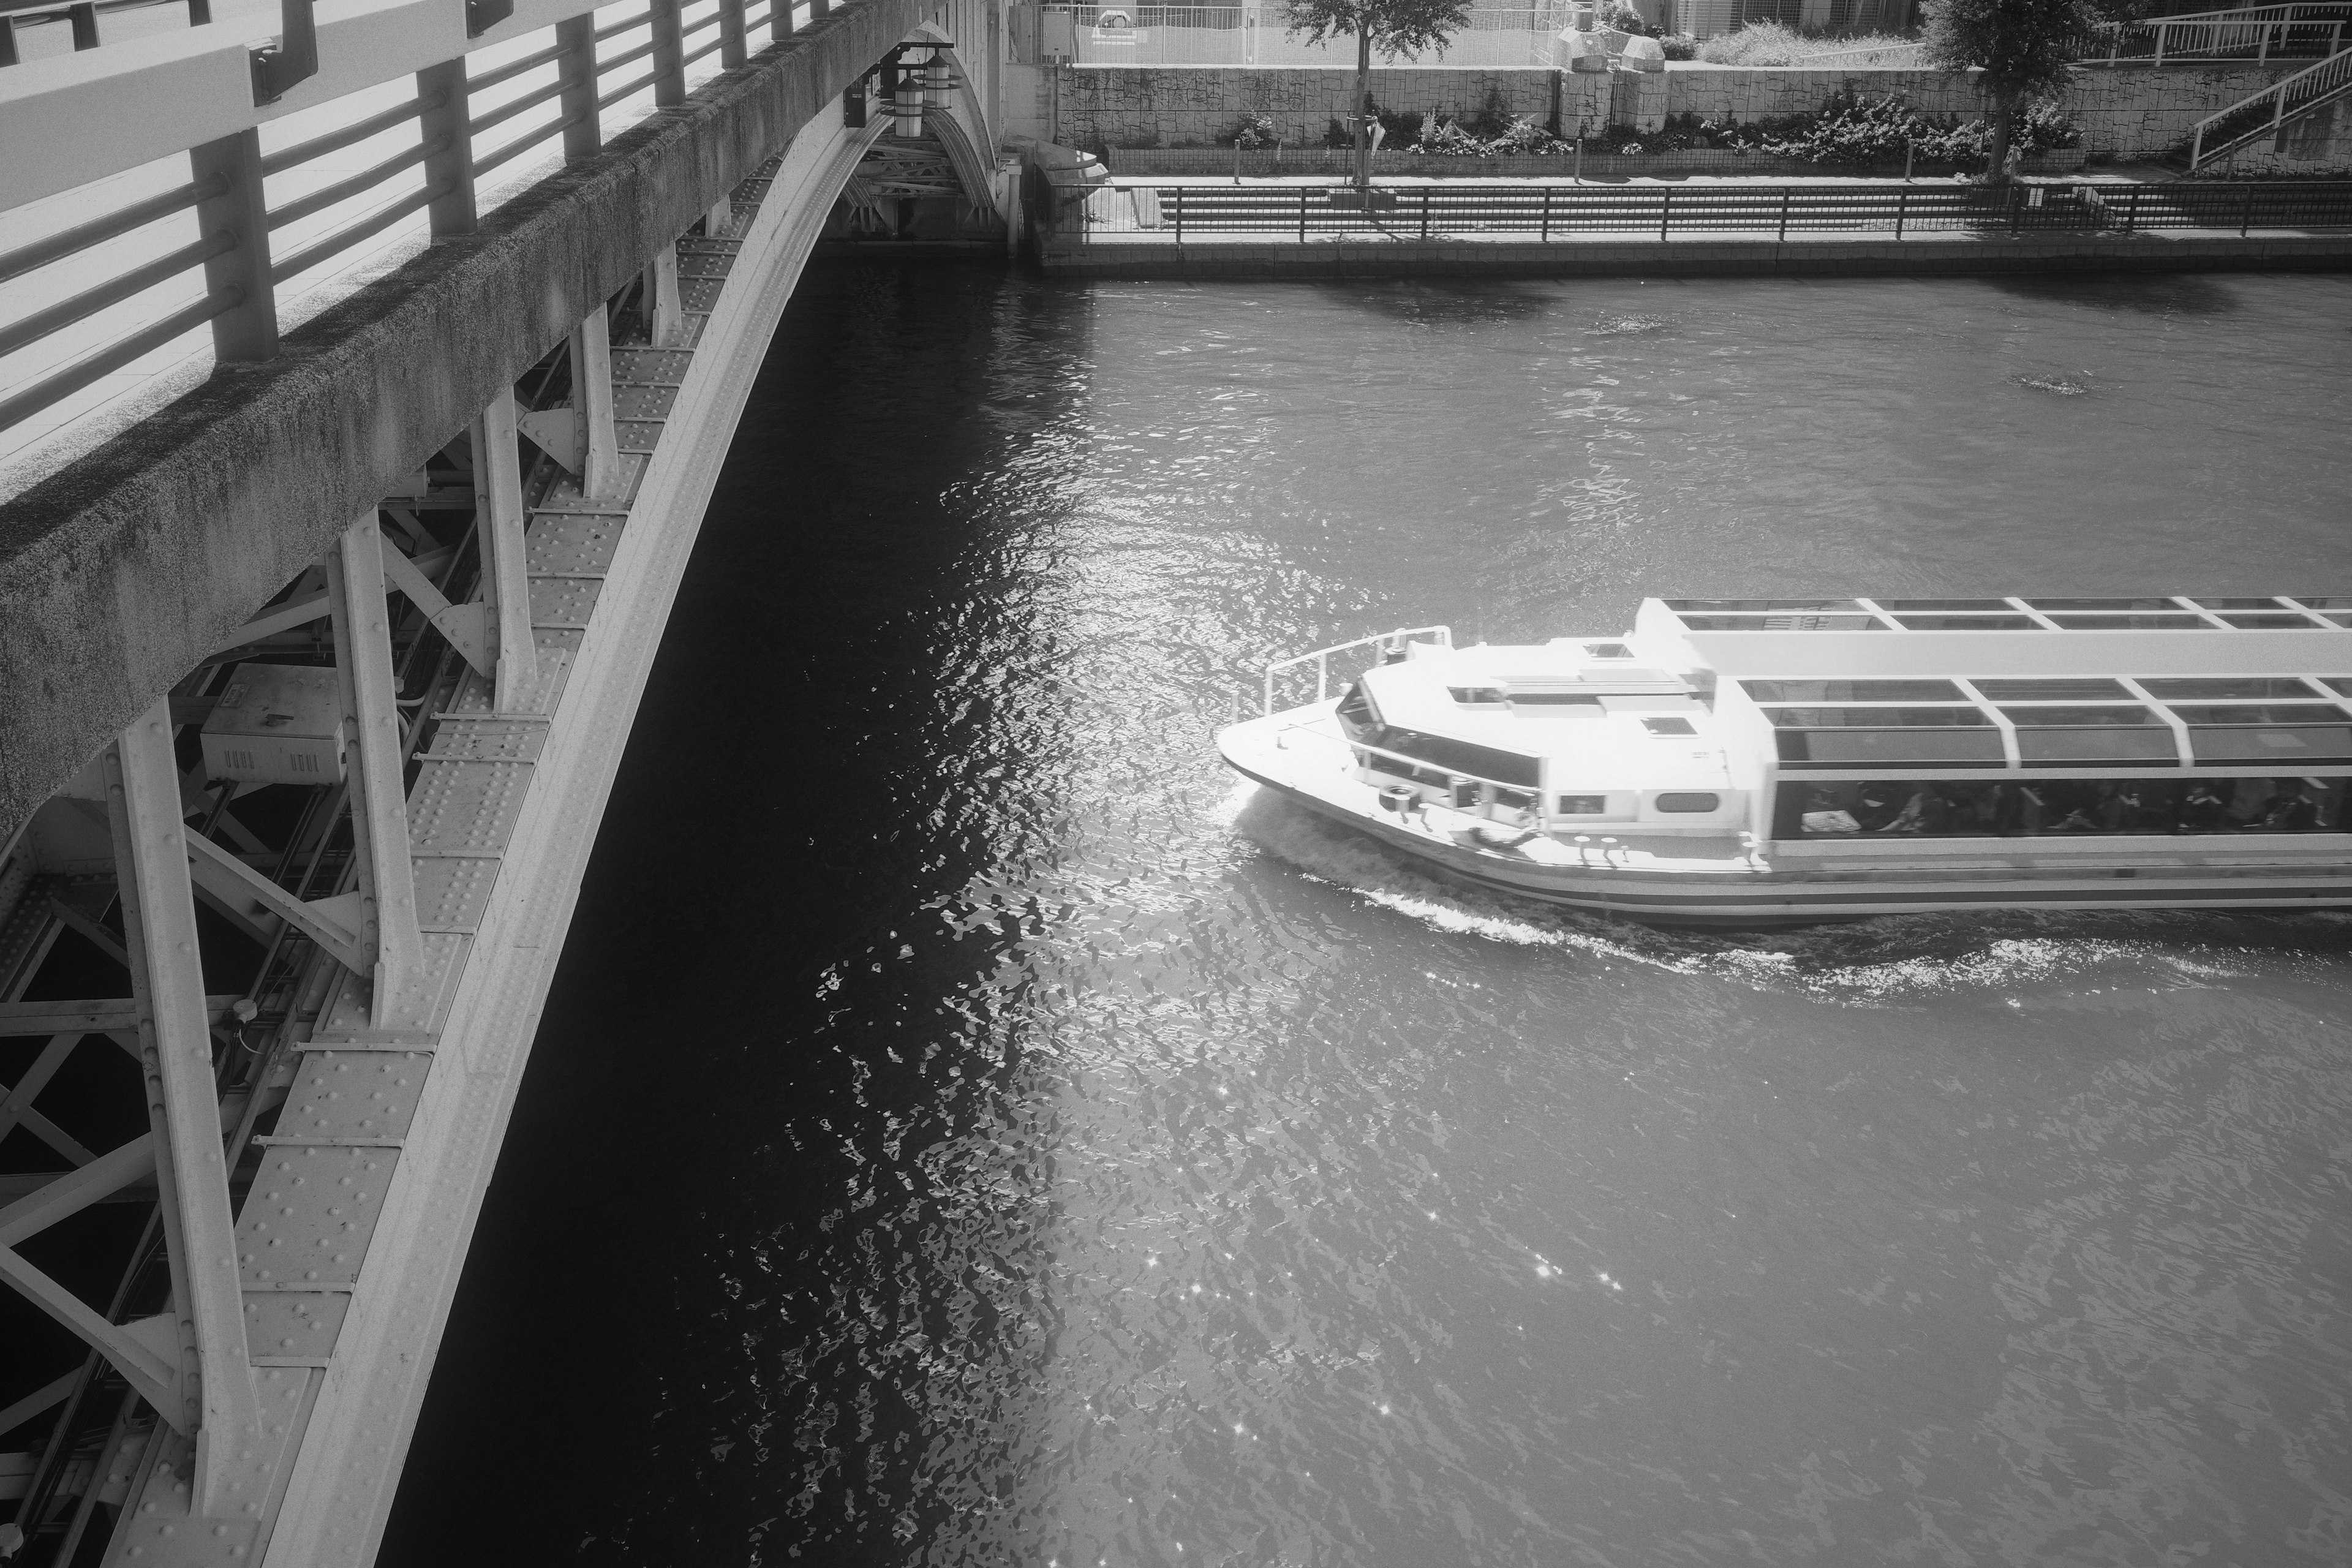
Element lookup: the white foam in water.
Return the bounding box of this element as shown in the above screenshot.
[1227,791,2316,1003]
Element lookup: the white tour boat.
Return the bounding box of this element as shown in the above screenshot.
[1218,597,2352,927]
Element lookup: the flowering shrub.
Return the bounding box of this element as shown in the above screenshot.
[1659,31,1698,58]
[1599,1,1654,36]
[1697,21,1918,64]
[1581,96,2081,164]
[1225,112,1279,148]
[1411,114,1570,156]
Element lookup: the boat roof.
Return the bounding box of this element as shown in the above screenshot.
[1357,639,1731,790]
[1634,597,2352,680]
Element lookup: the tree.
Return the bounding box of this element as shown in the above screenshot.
[1921,0,2108,181]
[1284,0,1474,192]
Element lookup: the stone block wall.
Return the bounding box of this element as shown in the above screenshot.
[1042,60,2305,160]
[2221,97,2352,174]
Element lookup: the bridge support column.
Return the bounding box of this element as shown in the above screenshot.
[327,514,425,1029]
[188,128,277,362]
[651,0,687,106]
[105,705,262,1517]
[557,13,602,160]
[476,390,541,709]
[571,307,622,499]
[649,244,684,345]
[720,0,748,66]
[418,58,479,236]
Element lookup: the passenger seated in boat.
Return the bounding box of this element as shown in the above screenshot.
[2255,778,2319,832]
[1877,785,1951,835]
[2178,782,2230,832]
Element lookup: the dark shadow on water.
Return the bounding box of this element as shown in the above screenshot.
[1309,276,1566,326]
[1983,271,2242,317]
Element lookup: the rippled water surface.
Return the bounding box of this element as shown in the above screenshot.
[386,268,2352,1567]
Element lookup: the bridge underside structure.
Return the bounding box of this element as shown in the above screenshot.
[0,0,1006,1559]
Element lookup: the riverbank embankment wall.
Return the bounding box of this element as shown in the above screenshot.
[1028,61,2307,162]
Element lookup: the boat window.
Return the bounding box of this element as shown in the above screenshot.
[1665,598,1859,612]
[1642,717,1698,736]
[1773,777,2350,839]
[2188,597,2288,609]
[1556,794,1607,814]
[2170,707,2352,764]
[2217,612,2326,628]
[1448,686,1506,705]
[1741,679,1966,703]
[1355,728,1542,788]
[1996,705,2163,726]
[2294,596,2352,609]
[1675,614,1886,631]
[1763,707,1992,728]
[1775,731,2008,768]
[2318,678,2352,696]
[2138,677,2322,699]
[1584,643,1634,659]
[2045,614,2212,630]
[1970,677,2132,701]
[1509,693,1602,707]
[1877,598,2017,611]
[1335,682,1380,741]
[2026,597,2182,611]
[1891,614,2041,630]
[1654,792,1721,812]
[2000,707,2178,765]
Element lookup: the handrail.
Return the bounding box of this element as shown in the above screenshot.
[467,34,571,92]
[1262,625,1453,714]
[0,230,233,358]
[2190,42,2352,164]
[1092,180,2352,244]
[260,91,442,176]
[0,0,864,448]
[2141,0,2346,26]
[269,175,452,282]
[2112,0,2348,62]
[265,135,444,230]
[0,172,222,285]
[0,288,241,432]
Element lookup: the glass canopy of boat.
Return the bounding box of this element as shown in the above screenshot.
[1742,675,2352,771]
[1660,596,2352,631]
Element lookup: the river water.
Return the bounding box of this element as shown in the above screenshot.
[384,267,2352,1567]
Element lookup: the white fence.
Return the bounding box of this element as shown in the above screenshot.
[1047,4,1578,67]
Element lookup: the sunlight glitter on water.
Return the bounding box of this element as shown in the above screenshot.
[388,266,2352,1568]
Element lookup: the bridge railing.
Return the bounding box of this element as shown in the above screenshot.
[0,0,823,467]
[1090,180,2352,244]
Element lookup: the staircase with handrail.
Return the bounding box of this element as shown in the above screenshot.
[2109,1,2350,64]
[2188,41,2352,167]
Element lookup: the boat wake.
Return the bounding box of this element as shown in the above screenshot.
[1227,785,2352,1003]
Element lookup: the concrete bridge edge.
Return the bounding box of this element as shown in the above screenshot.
[243,108,888,1568]
[0,0,925,850]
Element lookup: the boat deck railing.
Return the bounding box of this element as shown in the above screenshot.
[1261,624,1451,715]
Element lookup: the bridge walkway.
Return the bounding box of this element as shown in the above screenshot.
[0,0,1013,1554]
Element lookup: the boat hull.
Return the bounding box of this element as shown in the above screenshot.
[1219,715,2352,930]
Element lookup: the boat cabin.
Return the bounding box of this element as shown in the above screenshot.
[1335,596,2352,845]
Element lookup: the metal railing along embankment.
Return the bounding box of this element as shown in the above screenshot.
[1095,181,2352,243]
[0,0,838,460]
